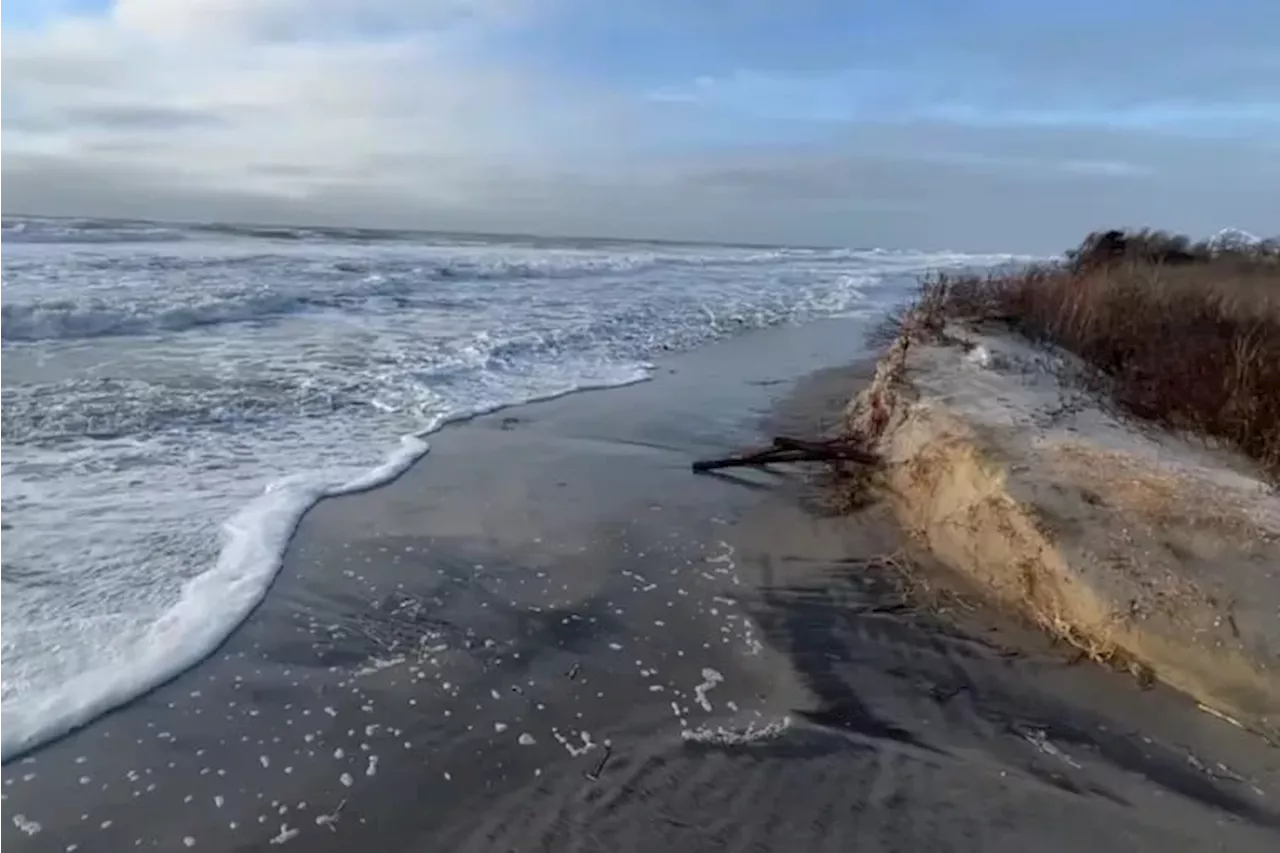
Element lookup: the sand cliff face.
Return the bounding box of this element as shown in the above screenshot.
[846,325,1280,734]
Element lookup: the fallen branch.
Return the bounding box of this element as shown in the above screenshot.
[691,435,877,473]
[771,436,879,465]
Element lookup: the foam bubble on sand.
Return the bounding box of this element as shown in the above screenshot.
[681,716,791,745]
[692,668,725,712]
[551,729,597,757]
[314,798,346,832]
[1021,728,1082,769]
[352,656,405,678]
[269,824,299,845]
[13,814,42,835]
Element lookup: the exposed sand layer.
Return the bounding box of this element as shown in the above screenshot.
[845,325,1280,735]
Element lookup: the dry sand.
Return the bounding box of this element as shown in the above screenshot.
[3,318,1278,852]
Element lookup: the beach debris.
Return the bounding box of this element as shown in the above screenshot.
[269,823,300,845]
[1185,751,1251,787]
[315,799,346,832]
[566,662,581,681]
[584,744,613,781]
[1196,703,1280,748]
[1128,660,1156,690]
[1020,728,1082,769]
[691,435,877,473]
[1197,703,1246,731]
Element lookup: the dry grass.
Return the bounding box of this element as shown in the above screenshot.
[909,229,1280,480]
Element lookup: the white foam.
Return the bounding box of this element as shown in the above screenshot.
[268,824,299,845]
[681,716,791,745]
[692,668,725,713]
[0,435,422,762]
[12,814,42,835]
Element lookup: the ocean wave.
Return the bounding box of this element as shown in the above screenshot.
[1,216,401,245]
[0,252,875,343]
[6,215,795,249]
[1,292,324,342]
[1,283,847,444]
[1,376,371,446]
[2,217,189,244]
[0,274,483,342]
[188,221,422,243]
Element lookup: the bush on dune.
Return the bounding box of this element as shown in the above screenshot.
[912,228,1280,479]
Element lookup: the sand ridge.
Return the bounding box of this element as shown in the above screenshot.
[844,323,1280,735]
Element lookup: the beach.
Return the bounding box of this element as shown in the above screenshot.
[5,316,1278,852]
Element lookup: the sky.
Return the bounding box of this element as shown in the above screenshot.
[2,1,1278,251]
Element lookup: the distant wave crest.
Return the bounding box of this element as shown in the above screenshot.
[3,217,188,244]
[2,247,934,343]
[2,292,325,341]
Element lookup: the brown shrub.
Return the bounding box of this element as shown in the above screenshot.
[913,230,1280,479]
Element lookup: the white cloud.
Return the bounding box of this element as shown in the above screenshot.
[109,0,529,42]
[3,1,620,206]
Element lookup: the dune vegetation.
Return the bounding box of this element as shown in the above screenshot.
[909,229,1280,479]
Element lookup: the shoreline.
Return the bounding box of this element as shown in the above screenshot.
[0,370,669,764]
[4,316,1279,851]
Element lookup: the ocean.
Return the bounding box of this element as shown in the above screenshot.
[0,214,1020,760]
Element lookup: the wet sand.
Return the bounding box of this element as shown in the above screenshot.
[4,318,1279,852]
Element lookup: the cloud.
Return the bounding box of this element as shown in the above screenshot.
[3,2,622,201]
[3,1,1278,250]
[108,0,530,41]
[62,104,226,131]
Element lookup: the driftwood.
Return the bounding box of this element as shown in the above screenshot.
[691,435,877,473]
